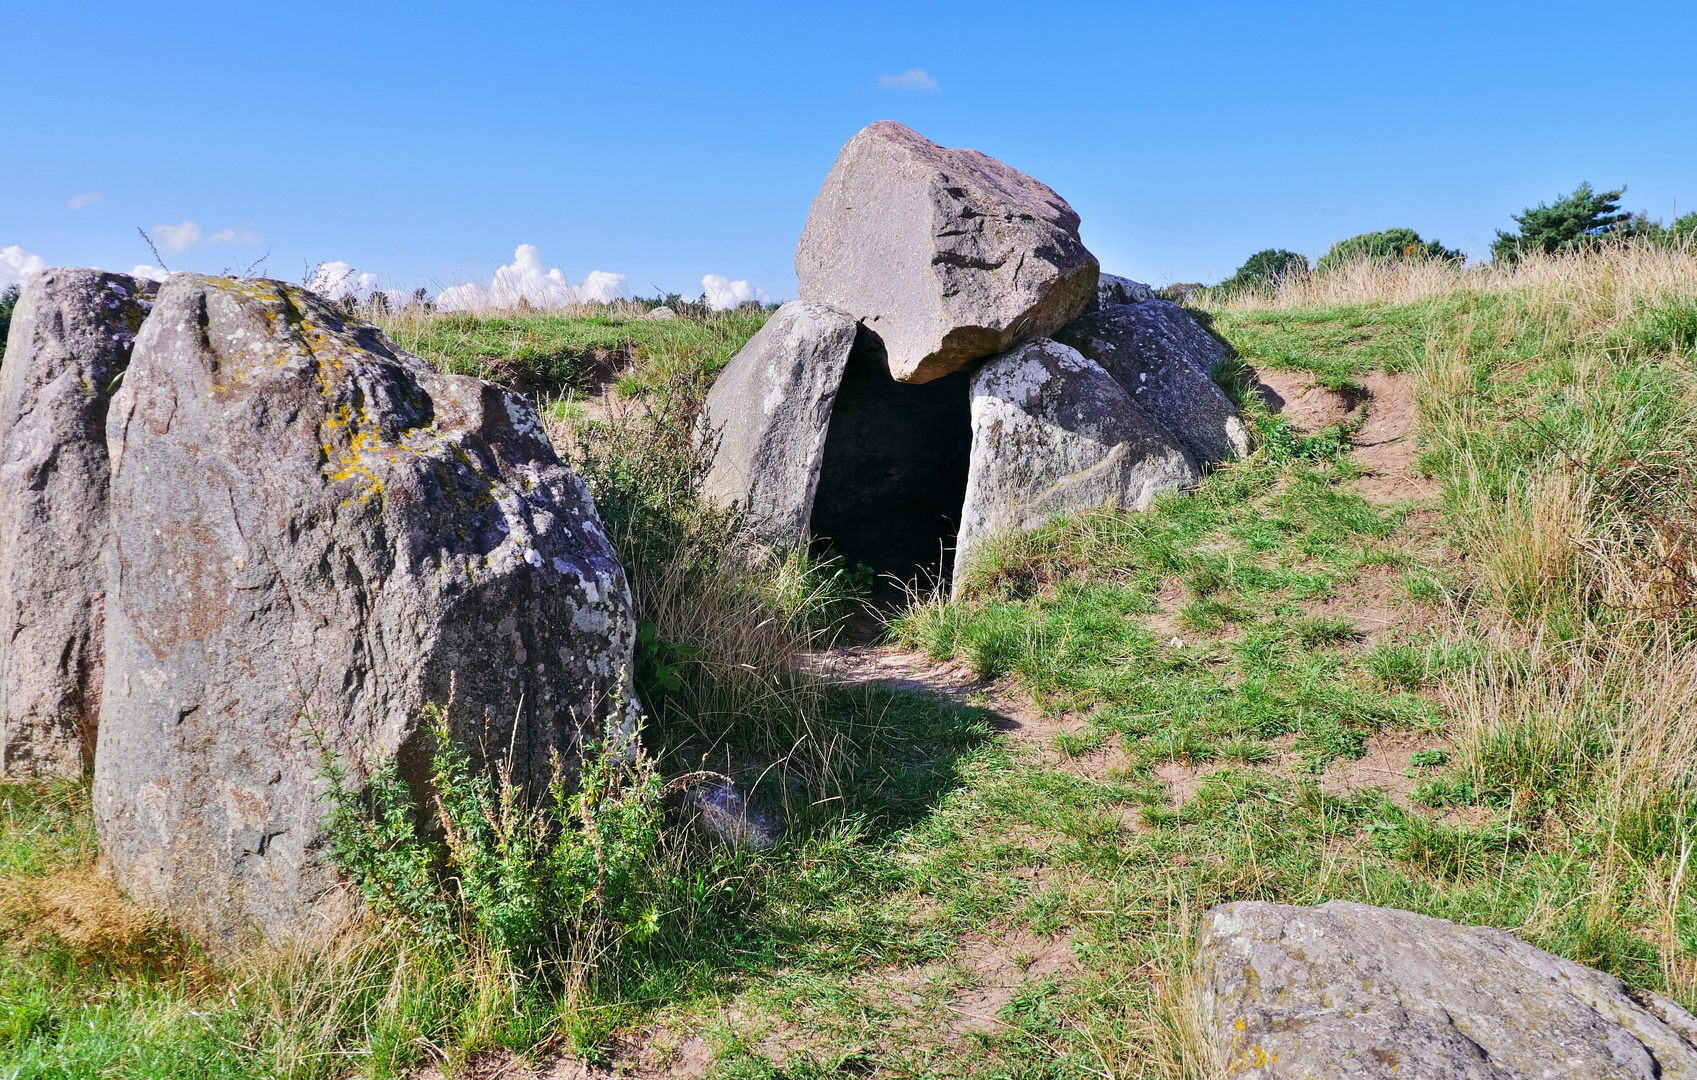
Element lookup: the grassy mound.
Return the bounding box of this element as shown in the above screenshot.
[3,248,1695,1077]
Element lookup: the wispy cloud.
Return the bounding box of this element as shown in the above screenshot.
[152,221,202,252]
[878,68,939,91]
[206,228,264,245]
[1,246,46,290]
[701,274,769,311]
[66,192,102,210]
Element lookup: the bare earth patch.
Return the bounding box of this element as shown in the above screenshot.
[1353,373,1438,504]
[1253,370,1365,433]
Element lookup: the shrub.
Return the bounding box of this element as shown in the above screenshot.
[1315,228,1462,273]
[1216,249,1309,296]
[316,685,665,987]
[1492,182,1636,263]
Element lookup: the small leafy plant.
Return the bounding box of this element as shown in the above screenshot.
[316,682,665,985]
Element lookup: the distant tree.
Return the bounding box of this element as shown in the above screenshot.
[0,284,20,364]
[1634,210,1697,249]
[1217,249,1309,295]
[1492,182,1637,263]
[1316,228,1462,273]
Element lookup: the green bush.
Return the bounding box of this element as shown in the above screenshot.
[1216,249,1310,296]
[1315,228,1462,273]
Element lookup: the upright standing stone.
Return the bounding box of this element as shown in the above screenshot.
[1198,900,1697,1079]
[0,270,155,777]
[700,300,859,548]
[1055,300,1249,465]
[796,121,1099,384]
[955,339,1197,585]
[95,275,638,947]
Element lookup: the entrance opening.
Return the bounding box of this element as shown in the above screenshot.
[809,325,974,595]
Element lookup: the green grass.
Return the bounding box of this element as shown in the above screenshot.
[376,306,770,400]
[1200,303,1428,387]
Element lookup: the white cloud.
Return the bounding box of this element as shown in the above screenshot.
[305,262,418,312]
[130,265,170,283]
[436,245,628,312]
[878,68,940,91]
[308,261,358,297]
[206,228,264,245]
[67,192,102,210]
[1,246,46,291]
[153,221,201,253]
[701,274,769,311]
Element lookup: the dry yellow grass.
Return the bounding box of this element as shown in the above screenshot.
[1200,239,1697,315]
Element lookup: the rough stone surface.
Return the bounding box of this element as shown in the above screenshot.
[1056,300,1249,465]
[1198,900,1697,1079]
[0,270,155,778]
[94,275,638,948]
[796,121,1099,384]
[700,300,859,548]
[1085,272,1155,312]
[809,326,974,584]
[954,339,1197,583]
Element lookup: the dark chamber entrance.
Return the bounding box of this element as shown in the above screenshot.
[808,326,973,591]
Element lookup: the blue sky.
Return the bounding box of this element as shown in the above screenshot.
[5,0,1695,302]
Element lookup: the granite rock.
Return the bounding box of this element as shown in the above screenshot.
[0,269,155,777]
[796,121,1098,384]
[94,275,638,947]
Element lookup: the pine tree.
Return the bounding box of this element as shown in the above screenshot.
[1492,183,1636,263]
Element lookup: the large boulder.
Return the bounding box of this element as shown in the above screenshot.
[795,121,1099,385]
[0,270,155,778]
[954,340,1197,584]
[1055,300,1249,465]
[1084,272,1155,312]
[94,275,638,947]
[700,300,859,548]
[1197,900,1697,1079]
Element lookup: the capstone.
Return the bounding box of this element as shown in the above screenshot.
[795,121,1098,384]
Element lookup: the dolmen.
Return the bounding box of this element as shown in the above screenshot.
[703,121,1247,589]
[0,272,637,948]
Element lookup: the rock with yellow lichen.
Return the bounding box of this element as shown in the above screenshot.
[1197,900,1697,1079]
[93,274,637,949]
[0,269,156,779]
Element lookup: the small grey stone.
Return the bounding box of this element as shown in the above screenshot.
[796,121,1099,385]
[1197,900,1697,1079]
[663,771,778,851]
[700,300,859,548]
[640,305,677,322]
[94,275,639,949]
[955,339,1197,585]
[0,269,155,778]
[1055,300,1249,465]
